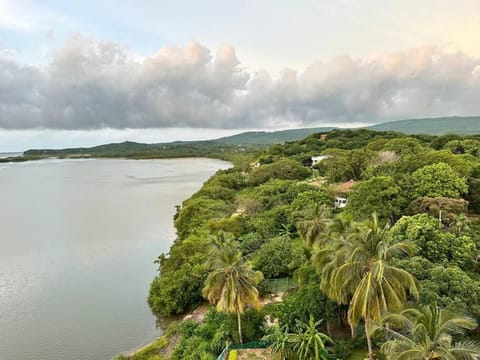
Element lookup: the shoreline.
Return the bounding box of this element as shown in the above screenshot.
[113,158,232,359]
[0,154,235,164]
[116,304,210,359]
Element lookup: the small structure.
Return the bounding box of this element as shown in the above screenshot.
[319,134,328,141]
[335,197,348,209]
[331,179,356,210]
[249,161,261,169]
[311,155,331,166]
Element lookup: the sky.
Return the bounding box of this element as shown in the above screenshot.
[1,0,480,151]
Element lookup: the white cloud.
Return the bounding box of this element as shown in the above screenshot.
[0,0,70,32]
[0,36,479,130]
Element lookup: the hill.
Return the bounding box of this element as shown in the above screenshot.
[368,116,480,134]
[23,128,336,159]
[22,116,480,160]
[215,127,335,145]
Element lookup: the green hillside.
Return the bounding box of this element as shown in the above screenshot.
[142,128,480,360]
[368,116,480,134]
[215,127,335,145]
[23,128,335,160]
[22,117,480,160]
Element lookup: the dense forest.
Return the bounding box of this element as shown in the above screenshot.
[127,129,480,359]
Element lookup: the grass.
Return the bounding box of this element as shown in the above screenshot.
[116,336,168,360]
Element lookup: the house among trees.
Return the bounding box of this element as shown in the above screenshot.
[332,179,356,209]
[311,155,331,166]
[335,197,348,209]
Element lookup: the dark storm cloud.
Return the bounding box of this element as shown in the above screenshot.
[1,35,480,130]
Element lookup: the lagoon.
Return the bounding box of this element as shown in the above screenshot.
[0,158,230,360]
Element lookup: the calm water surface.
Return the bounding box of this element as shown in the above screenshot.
[0,158,230,360]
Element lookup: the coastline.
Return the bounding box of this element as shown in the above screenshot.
[117,304,210,359]
[113,158,233,359]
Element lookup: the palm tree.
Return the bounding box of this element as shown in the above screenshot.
[290,315,334,360]
[202,234,263,343]
[453,213,470,235]
[374,303,480,360]
[315,213,418,358]
[297,204,332,248]
[263,324,294,360]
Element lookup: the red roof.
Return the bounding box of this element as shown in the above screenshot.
[333,179,356,194]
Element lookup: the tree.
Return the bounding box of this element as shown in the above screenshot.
[297,204,332,248]
[290,189,333,213]
[250,159,311,186]
[148,234,212,315]
[202,234,263,343]
[406,197,469,227]
[279,264,338,331]
[390,214,476,270]
[417,265,480,321]
[375,303,480,360]
[444,139,480,157]
[383,137,425,156]
[316,214,418,358]
[412,162,467,198]
[253,237,305,278]
[346,176,405,222]
[289,315,333,360]
[467,178,480,213]
[315,149,352,183]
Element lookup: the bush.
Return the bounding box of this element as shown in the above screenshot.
[250,159,311,186]
[276,265,337,329]
[253,237,305,278]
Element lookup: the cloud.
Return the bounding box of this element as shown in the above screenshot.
[0,0,70,32]
[1,35,480,130]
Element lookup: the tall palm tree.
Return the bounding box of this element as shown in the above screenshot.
[315,213,418,358]
[375,303,480,360]
[202,234,263,343]
[297,204,332,248]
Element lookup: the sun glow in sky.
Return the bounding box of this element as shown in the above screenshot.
[1,0,479,151]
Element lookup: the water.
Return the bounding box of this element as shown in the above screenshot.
[0,158,230,360]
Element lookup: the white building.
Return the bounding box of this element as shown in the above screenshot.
[335,197,348,209]
[311,155,331,166]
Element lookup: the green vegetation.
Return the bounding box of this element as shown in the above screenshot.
[316,214,418,358]
[0,154,48,163]
[202,235,263,343]
[374,303,480,359]
[215,128,335,145]
[16,117,480,167]
[369,116,480,135]
[23,140,258,167]
[139,128,480,359]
